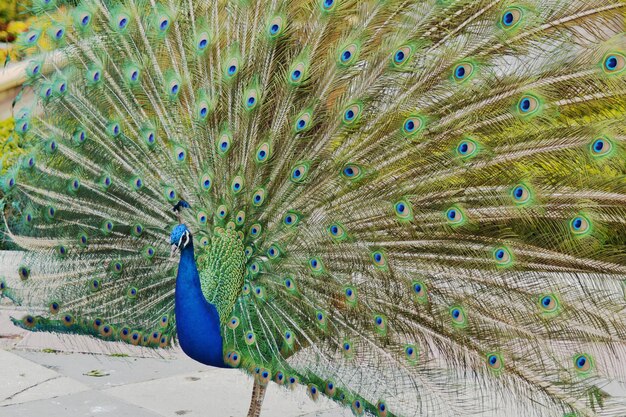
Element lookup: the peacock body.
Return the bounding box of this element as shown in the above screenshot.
[1,0,626,416]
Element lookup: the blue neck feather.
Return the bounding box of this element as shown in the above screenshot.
[175,238,226,368]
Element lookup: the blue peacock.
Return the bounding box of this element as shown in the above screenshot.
[1,0,626,416]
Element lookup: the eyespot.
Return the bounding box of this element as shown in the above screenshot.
[78,233,88,247]
[192,210,207,225]
[487,353,504,373]
[511,184,531,205]
[163,186,177,202]
[445,206,465,225]
[453,62,475,82]
[371,250,387,269]
[327,223,347,241]
[290,163,310,183]
[196,31,210,51]
[321,0,337,12]
[252,188,266,207]
[392,45,414,67]
[404,344,419,364]
[196,99,210,120]
[315,311,327,328]
[284,277,297,293]
[450,306,468,328]
[26,60,42,78]
[46,139,58,153]
[255,143,271,163]
[244,88,259,110]
[228,316,240,329]
[107,122,121,138]
[131,176,144,191]
[344,286,357,306]
[199,236,209,247]
[45,205,56,219]
[602,52,625,75]
[373,314,387,335]
[113,13,130,31]
[402,115,424,137]
[101,220,114,235]
[56,245,68,257]
[570,215,591,236]
[158,16,170,32]
[394,200,413,221]
[268,16,285,38]
[274,371,285,384]
[127,286,138,299]
[110,260,123,274]
[63,314,74,327]
[283,329,295,348]
[143,245,156,259]
[287,375,299,389]
[309,257,324,273]
[249,223,262,238]
[216,205,228,220]
[411,281,428,304]
[217,131,232,155]
[245,331,256,345]
[168,78,181,97]
[590,137,613,157]
[294,111,313,132]
[90,279,101,292]
[493,246,513,266]
[101,175,112,190]
[342,103,362,125]
[500,7,523,29]
[231,175,244,194]
[224,57,239,78]
[307,384,320,401]
[341,164,363,180]
[573,353,593,375]
[235,210,246,226]
[338,43,359,66]
[200,173,213,191]
[325,381,336,397]
[539,294,560,314]
[289,62,306,85]
[49,301,60,314]
[352,399,365,416]
[283,211,300,227]
[517,94,540,115]
[125,64,141,84]
[77,12,91,28]
[249,262,261,276]
[267,244,281,260]
[19,265,30,280]
[24,30,40,44]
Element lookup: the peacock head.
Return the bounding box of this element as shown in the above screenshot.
[170,224,192,256]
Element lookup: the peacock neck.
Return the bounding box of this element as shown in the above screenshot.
[175,238,227,368]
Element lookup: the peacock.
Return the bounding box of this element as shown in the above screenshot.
[1,0,626,416]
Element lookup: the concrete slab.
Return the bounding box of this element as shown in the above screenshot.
[0,390,161,417]
[0,349,89,407]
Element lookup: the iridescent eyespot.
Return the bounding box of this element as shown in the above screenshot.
[217,131,232,155]
[493,246,513,266]
[373,314,387,335]
[321,0,336,12]
[284,277,296,292]
[402,115,424,136]
[590,137,613,157]
[24,30,40,44]
[249,223,262,238]
[107,121,121,138]
[371,250,387,269]
[131,176,143,191]
[352,399,365,415]
[445,206,465,225]
[290,163,310,183]
[511,184,531,205]
[392,45,414,67]
[235,210,245,226]
[327,223,347,241]
[307,384,320,401]
[77,12,91,28]
[200,173,213,191]
[244,88,259,110]
[63,314,74,327]
[196,32,210,51]
[377,400,389,417]
[342,103,362,125]
[315,311,327,328]
[450,306,467,328]
[256,143,271,163]
[45,205,56,219]
[249,262,261,275]
[539,294,560,314]
[394,200,413,221]
[569,215,591,236]
[487,353,504,373]
[294,110,313,132]
[245,331,256,345]
[268,16,284,38]
[49,301,60,314]
[143,245,156,259]
[602,52,625,75]
[453,62,475,82]
[101,175,112,190]
[224,57,239,78]
[56,245,67,257]
[267,244,281,259]
[275,371,285,384]
[168,78,181,97]
[216,205,228,220]
[573,353,593,375]
[283,211,300,227]
[228,316,240,329]
[412,281,428,304]
[158,17,170,32]
[325,381,336,397]
[125,64,141,84]
[309,257,324,273]
[517,94,540,116]
[344,286,357,306]
[90,278,101,292]
[404,344,419,364]
[341,164,363,180]
[127,286,138,299]
[102,220,114,234]
[338,43,359,66]
[252,188,266,207]
[500,7,523,29]
[19,265,30,280]
[289,62,306,85]
[231,175,244,194]
[22,315,36,328]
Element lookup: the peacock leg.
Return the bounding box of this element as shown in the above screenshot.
[246,379,267,417]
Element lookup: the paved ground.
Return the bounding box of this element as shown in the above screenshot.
[0,252,350,417]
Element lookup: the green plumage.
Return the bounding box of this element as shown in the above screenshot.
[1,0,626,416]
